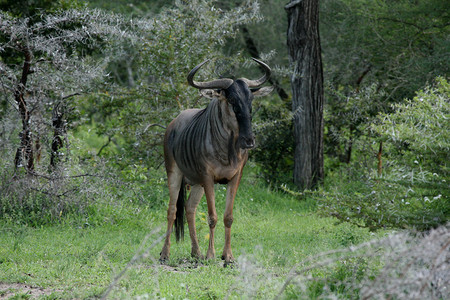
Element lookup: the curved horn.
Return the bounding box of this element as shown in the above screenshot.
[240,58,271,87]
[187,60,234,90]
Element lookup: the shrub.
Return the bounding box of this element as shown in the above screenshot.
[318,173,448,231]
[0,165,96,226]
[277,224,450,299]
[372,77,449,175]
[318,78,449,231]
[251,97,294,186]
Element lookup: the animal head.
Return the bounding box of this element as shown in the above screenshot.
[187,58,273,149]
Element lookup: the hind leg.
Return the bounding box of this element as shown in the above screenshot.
[159,167,183,262]
[203,179,217,259]
[185,184,204,259]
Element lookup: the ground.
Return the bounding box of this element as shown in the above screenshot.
[0,283,60,299]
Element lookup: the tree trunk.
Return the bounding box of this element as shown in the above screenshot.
[286,0,324,190]
[377,141,383,177]
[50,101,66,168]
[14,46,34,173]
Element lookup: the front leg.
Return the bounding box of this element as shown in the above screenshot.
[222,170,243,264]
[203,179,217,260]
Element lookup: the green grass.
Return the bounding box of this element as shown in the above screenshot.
[0,173,380,299]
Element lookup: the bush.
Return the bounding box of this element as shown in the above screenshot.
[372,77,449,175]
[278,224,450,299]
[318,78,449,231]
[0,167,95,226]
[251,96,294,186]
[0,156,168,227]
[318,173,448,231]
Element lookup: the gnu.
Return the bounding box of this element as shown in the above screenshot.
[160,58,273,266]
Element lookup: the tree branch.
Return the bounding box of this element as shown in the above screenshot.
[62,93,81,100]
[241,26,289,101]
[144,123,166,132]
[28,171,104,181]
[30,186,79,198]
[97,135,113,156]
[377,17,449,32]
[285,0,303,10]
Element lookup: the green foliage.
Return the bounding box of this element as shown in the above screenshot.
[251,97,294,186]
[305,257,371,298]
[1,174,86,226]
[281,226,449,299]
[321,0,449,165]
[324,82,387,163]
[0,0,84,17]
[372,77,449,174]
[318,173,448,231]
[87,0,169,15]
[0,156,168,227]
[318,79,449,231]
[321,0,448,101]
[226,0,449,185]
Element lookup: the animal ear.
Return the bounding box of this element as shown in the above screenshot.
[251,86,274,98]
[200,89,222,100]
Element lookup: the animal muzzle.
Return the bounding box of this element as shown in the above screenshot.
[239,135,255,149]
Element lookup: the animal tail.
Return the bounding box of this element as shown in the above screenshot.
[175,177,186,242]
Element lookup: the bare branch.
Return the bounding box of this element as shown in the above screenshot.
[97,135,113,156]
[62,93,81,100]
[143,123,166,132]
[28,171,104,181]
[285,0,303,10]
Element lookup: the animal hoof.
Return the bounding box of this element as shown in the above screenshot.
[159,253,169,264]
[191,254,205,261]
[191,250,204,260]
[223,260,237,268]
[221,254,235,261]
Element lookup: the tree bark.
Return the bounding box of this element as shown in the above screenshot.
[50,101,66,168]
[14,46,34,173]
[286,0,324,190]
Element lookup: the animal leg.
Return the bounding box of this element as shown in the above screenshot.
[222,171,242,264]
[160,169,183,262]
[203,180,217,259]
[185,184,204,259]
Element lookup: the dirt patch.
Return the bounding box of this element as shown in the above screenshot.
[135,258,204,273]
[153,257,235,272]
[0,283,57,299]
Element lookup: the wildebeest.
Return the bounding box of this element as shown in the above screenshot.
[160,58,273,265]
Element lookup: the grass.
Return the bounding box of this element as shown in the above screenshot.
[0,171,381,299]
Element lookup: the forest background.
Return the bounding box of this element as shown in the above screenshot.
[0,0,449,299]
